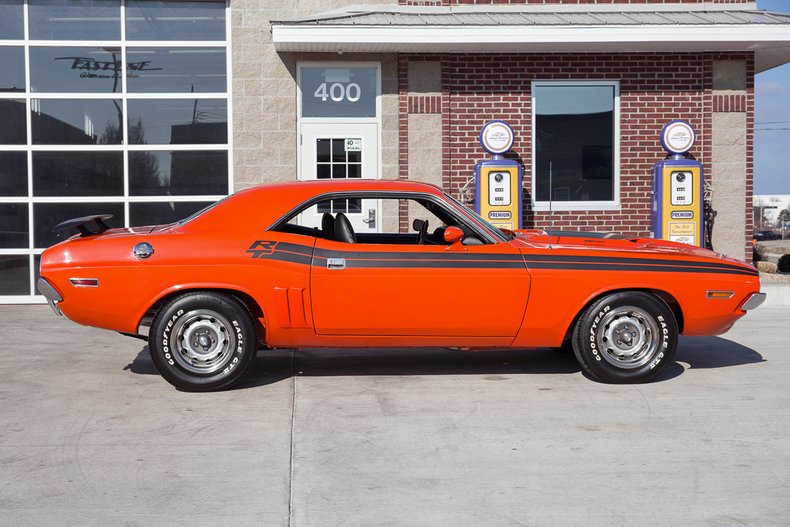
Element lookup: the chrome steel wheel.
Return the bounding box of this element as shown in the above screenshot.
[171,309,237,375]
[595,306,660,370]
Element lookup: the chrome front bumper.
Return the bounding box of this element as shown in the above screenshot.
[740,292,767,311]
[37,278,63,316]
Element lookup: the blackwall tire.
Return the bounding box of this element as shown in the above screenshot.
[149,293,258,392]
[571,291,678,384]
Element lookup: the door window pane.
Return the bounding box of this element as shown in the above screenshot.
[0,203,28,248]
[301,67,377,118]
[126,48,227,93]
[0,256,29,295]
[130,150,228,196]
[315,138,363,181]
[29,0,120,40]
[126,1,226,41]
[34,202,123,248]
[130,201,212,227]
[534,84,616,202]
[0,99,26,144]
[0,152,27,196]
[0,1,23,40]
[32,99,123,145]
[30,47,122,93]
[0,47,24,92]
[33,151,123,196]
[128,99,227,144]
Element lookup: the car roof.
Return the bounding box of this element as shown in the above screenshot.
[184,179,446,232]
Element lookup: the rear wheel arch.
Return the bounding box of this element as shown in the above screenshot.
[140,288,267,344]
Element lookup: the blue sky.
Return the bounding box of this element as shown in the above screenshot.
[756,0,790,194]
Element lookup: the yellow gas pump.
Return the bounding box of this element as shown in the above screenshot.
[474,120,522,230]
[651,120,705,247]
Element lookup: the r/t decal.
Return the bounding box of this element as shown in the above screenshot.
[246,240,278,258]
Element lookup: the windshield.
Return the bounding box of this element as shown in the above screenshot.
[442,192,511,242]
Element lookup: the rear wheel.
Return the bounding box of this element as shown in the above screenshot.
[571,291,677,383]
[149,292,258,391]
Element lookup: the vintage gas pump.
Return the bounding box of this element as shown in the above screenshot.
[651,120,705,247]
[474,120,523,230]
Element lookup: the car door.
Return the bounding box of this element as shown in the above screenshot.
[310,230,530,338]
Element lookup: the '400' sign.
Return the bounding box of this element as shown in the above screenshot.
[301,67,377,118]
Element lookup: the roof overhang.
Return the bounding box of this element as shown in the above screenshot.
[271,5,790,73]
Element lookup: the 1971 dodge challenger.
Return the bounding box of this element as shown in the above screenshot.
[38,180,765,391]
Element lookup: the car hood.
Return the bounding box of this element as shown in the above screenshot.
[511,229,755,269]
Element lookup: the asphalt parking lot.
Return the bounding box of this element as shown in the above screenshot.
[1,305,789,526]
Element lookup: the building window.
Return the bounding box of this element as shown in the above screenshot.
[532,81,620,211]
[0,0,231,302]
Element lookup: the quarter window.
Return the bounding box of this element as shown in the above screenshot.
[532,81,620,210]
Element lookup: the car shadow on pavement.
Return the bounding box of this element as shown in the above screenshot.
[124,336,763,389]
[675,335,765,369]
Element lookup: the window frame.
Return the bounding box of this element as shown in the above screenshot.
[531,79,621,212]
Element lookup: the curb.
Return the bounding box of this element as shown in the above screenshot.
[761,282,790,306]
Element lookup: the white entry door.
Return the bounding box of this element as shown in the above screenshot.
[299,122,380,232]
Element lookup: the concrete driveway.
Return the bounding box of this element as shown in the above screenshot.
[1,305,788,526]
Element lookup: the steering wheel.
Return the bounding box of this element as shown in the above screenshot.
[413,218,429,245]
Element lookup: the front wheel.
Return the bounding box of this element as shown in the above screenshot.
[149,292,258,391]
[571,291,677,383]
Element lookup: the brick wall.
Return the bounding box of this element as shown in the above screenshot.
[399,52,754,251]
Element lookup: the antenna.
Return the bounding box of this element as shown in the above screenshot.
[548,161,554,249]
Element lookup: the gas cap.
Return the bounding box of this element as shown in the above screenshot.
[133,242,154,260]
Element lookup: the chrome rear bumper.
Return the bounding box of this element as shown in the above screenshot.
[37,278,63,316]
[740,292,767,311]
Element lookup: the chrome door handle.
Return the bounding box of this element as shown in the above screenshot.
[361,208,376,229]
[327,258,345,270]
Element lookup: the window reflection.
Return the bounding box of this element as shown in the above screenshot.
[126,1,225,41]
[0,256,29,295]
[0,47,24,92]
[30,47,123,93]
[534,84,616,202]
[0,99,26,144]
[33,152,123,196]
[0,152,27,196]
[127,99,227,144]
[130,201,212,227]
[130,151,228,196]
[0,203,28,248]
[34,202,123,248]
[126,48,227,93]
[29,0,120,40]
[32,99,123,145]
[0,1,23,40]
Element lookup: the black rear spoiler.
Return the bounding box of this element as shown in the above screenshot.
[52,214,114,237]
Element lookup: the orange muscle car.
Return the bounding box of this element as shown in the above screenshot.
[38,180,765,391]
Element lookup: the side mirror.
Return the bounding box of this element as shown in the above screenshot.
[443,226,464,244]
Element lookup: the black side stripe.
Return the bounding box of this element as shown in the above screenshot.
[523,253,757,276]
[252,241,756,276]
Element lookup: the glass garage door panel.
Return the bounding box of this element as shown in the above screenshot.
[127,99,228,145]
[0,99,26,144]
[0,256,29,295]
[0,203,28,248]
[126,1,226,41]
[30,47,123,94]
[0,47,24,93]
[32,99,123,145]
[0,152,27,196]
[130,151,228,196]
[28,0,121,40]
[0,1,23,40]
[33,152,124,197]
[126,48,227,93]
